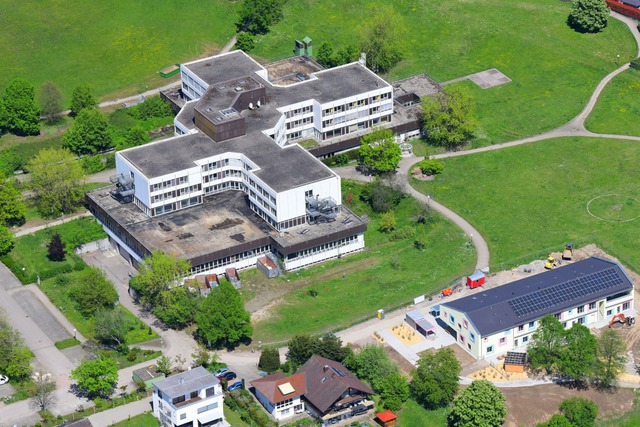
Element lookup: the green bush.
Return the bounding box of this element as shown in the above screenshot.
[80,155,106,174]
[104,153,116,169]
[127,96,174,120]
[418,159,444,176]
[630,58,640,70]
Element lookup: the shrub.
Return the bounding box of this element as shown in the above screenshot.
[127,96,173,120]
[568,0,609,33]
[80,155,106,174]
[360,180,405,213]
[258,348,281,373]
[418,159,444,176]
[47,234,66,261]
[378,212,397,233]
[630,58,640,70]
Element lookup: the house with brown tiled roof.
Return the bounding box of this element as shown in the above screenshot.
[252,355,374,424]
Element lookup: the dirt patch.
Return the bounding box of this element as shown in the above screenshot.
[251,298,284,323]
[386,345,416,377]
[390,323,423,345]
[503,384,635,427]
[446,343,477,369]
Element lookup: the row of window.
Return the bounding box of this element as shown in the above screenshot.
[189,245,271,274]
[320,115,391,140]
[202,159,230,172]
[152,185,202,204]
[286,235,359,260]
[286,116,313,130]
[151,176,188,193]
[321,92,392,117]
[276,398,294,408]
[284,105,312,119]
[197,401,219,414]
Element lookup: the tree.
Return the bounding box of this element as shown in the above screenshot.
[195,280,252,349]
[0,225,14,255]
[378,212,396,233]
[236,0,284,35]
[559,397,598,427]
[595,330,627,388]
[0,175,26,226]
[410,347,460,409]
[359,180,405,213]
[418,159,444,176]
[316,42,336,68]
[0,308,33,380]
[134,251,191,308]
[93,308,129,347]
[69,85,97,116]
[360,10,404,74]
[345,344,399,388]
[358,128,401,175]
[47,234,66,262]
[539,414,575,427]
[448,380,506,427]
[63,108,112,155]
[154,286,200,329]
[287,334,319,367]
[316,333,351,363]
[528,314,566,374]
[30,372,57,412]
[69,268,118,317]
[422,86,477,150]
[259,348,281,373]
[1,78,40,136]
[557,324,597,384]
[71,356,118,398]
[27,148,86,218]
[568,0,609,33]
[156,355,173,376]
[128,96,174,120]
[191,345,218,368]
[235,32,256,52]
[39,82,64,124]
[377,372,409,411]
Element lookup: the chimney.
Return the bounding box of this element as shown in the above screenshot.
[323,365,329,372]
[359,52,366,67]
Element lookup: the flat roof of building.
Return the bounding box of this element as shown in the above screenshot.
[441,257,634,336]
[182,50,266,86]
[120,131,336,193]
[154,366,218,399]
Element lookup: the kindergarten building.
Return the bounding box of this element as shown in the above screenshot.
[440,257,635,359]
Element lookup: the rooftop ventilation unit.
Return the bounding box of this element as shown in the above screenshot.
[306,196,338,224]
[109,174,135,203]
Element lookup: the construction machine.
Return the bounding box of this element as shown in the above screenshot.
[545,256,559,269]
[609,313,636,328]
[562,243,573,260]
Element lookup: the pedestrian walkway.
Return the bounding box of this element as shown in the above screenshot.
[88,397,152,427]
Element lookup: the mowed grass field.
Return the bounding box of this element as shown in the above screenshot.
[0,0,239,103]
[254,0,635,146]
[585,68,640,136]
[251,180,475,344]
[412,137,640,272]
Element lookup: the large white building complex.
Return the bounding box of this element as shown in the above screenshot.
[86,50,436,275]
[440,257,635,359]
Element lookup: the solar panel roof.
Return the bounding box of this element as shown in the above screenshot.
[505,352,527,366]
[441,257,634,336]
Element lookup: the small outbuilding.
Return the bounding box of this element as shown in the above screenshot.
[225,268,241,289]
[132,365,165,390]
[504,352,527,373]
[376,409,397,426]
[405,311,435,337]
[466,271,486,289]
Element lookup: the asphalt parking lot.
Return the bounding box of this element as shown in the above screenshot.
[11,288,71,343]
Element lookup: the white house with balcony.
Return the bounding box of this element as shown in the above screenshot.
[440,257,635,359]
[152,367,225,427]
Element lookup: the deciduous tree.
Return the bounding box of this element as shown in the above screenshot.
[359,128,401,175]
[134,251,191,308]
[156,355,173,376]
[258,348,281,373]
[0,78,40,136]
[0,308,33,380]
[195,280,252,349]
[30,372,57,412]
[27,148,86,218]
[93,308,129,347]
[448,380,506,427]
[568,0,609,33]
[69,85,97,116]
[595,329,627,388]
[360,10,404,74]
[235,32,256,52]
[155,286,200,329]
[71,356,118,398]
[63,108,112,155]
[421,86,477,150]
[528,314,566,374]
[39,82,64,124]
[316,333,351,363]
[410,347,460,409]
[0,225,13,255]
[345,344,398,388]
[557,324,597,384]
[236,0,284,35]
[287,334,319,367]
[0,175,26,227]
[377,371,409,411]
[70,268,118,318]
[559,397,598,427]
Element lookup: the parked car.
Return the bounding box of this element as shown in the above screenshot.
[0,375,9,385]
[221,371,237,381]
[227,381,243,391]
[213,368,229,377]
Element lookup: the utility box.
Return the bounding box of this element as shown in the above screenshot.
[294,36,313,56]
[377,309,385,319]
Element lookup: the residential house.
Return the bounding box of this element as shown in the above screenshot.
[252,372,307,421]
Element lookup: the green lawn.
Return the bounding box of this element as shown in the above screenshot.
[0,1,240,104]
[224,404,251,427]
[110,412,159,427]
[585,68,640,136]
[254,0,635,147]
[252,180,475,344]
[396,400,448,427]
[412,137,640,273]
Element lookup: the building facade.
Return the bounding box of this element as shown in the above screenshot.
[152,367,224,427]
[440,257,635,359]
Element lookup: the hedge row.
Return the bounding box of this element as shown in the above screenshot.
[606,0,640,21]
